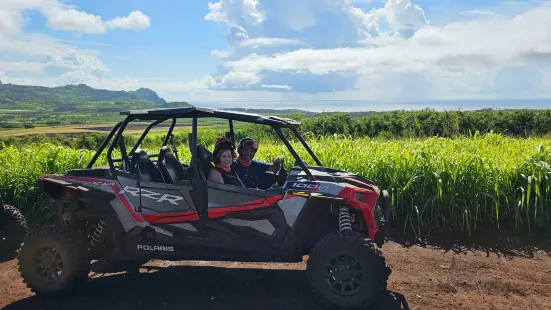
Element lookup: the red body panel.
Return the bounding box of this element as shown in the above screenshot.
[338,185,379,241]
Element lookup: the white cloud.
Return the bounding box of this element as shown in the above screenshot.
[106,10,151,31]
[223,4,551,95]
[226,25,250,46]
[0,61,45,72]
[219,71,262,88]
[460,10,499,18]
[42,6,151,34]
[345,6,382,38]
[211,50,230,58]
[0,1,149,94]
[43,6,106,33]
[239,37,301,48]
[205,1,228,24]
[45,48,110,75]
[0,0,151,35]
[0,7,23,36]
[205,0,264,27]
[261,84,292,89]
[382,0,429,35]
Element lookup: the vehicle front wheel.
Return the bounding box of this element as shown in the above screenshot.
[306,231,391,309]
[17,226,91,296]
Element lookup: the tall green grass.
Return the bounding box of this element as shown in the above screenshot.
[0,144,98,221]
[1,133,550,237]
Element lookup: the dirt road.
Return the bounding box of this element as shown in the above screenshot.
[1,240,550,310]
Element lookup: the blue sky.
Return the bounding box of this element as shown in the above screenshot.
[1,0,550,111]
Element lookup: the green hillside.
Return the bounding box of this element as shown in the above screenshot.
[0,82,196,129]
[0,82,166,110]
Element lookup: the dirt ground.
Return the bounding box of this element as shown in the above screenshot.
[1,237,550,310]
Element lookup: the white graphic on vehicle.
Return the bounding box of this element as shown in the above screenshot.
[120,186,184,205]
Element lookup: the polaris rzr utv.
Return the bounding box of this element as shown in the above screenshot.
[18,106,392,309]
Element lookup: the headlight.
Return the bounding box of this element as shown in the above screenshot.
[355,192,366,203]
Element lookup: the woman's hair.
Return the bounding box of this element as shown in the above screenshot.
[213,138,236,164]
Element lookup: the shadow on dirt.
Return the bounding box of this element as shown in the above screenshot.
[3,264,410,310]
[387,227,551,259]
[0,251,18,264]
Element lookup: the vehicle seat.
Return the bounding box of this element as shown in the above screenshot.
[130,149,165,183]
[195,145,214,180]
[157,146,188,183]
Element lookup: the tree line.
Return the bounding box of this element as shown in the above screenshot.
[2,108,551,151]
[293,109,551,138]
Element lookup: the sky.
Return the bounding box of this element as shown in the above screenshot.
[1,0,551,111]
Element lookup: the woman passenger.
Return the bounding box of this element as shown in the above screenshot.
[208,138,244,186]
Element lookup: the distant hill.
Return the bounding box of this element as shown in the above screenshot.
[0,83,166,110]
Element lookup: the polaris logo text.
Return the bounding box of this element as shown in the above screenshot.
[137,245,174,252]
[121,186,184,205]
[292,183,329,190]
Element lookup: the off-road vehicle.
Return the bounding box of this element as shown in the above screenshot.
[1,204,28,255]
[18,107,392,309]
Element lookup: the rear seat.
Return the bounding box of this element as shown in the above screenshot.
[130,149,165,183]
[157,146,188,184]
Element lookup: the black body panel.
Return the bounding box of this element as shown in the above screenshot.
[117,206,299,262]
[65,168,115,179]
[206,207,289,254]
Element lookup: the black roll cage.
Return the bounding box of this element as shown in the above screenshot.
[86,113,322,181]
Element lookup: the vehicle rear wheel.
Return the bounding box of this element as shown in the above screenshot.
[0,204,28,255]
[17,226,91,296]
[306,231,391,309]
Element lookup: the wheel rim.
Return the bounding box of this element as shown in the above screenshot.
[31,247,64,282]
[324,253,367,296]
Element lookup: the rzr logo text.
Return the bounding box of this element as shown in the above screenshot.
[121,186,184,205]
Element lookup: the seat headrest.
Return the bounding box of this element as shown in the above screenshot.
[159,146,171,160]
[196,145,213,162]
[131,148,147,164]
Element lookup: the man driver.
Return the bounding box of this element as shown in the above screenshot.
[232,137,285,189]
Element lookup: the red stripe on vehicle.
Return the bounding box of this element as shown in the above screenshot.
[109,184,146,222]
[60,176,145,223]
[208,195,284,219]
[143,212,199,223]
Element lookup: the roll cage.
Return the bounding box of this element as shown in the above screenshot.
[86,106,322,181]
